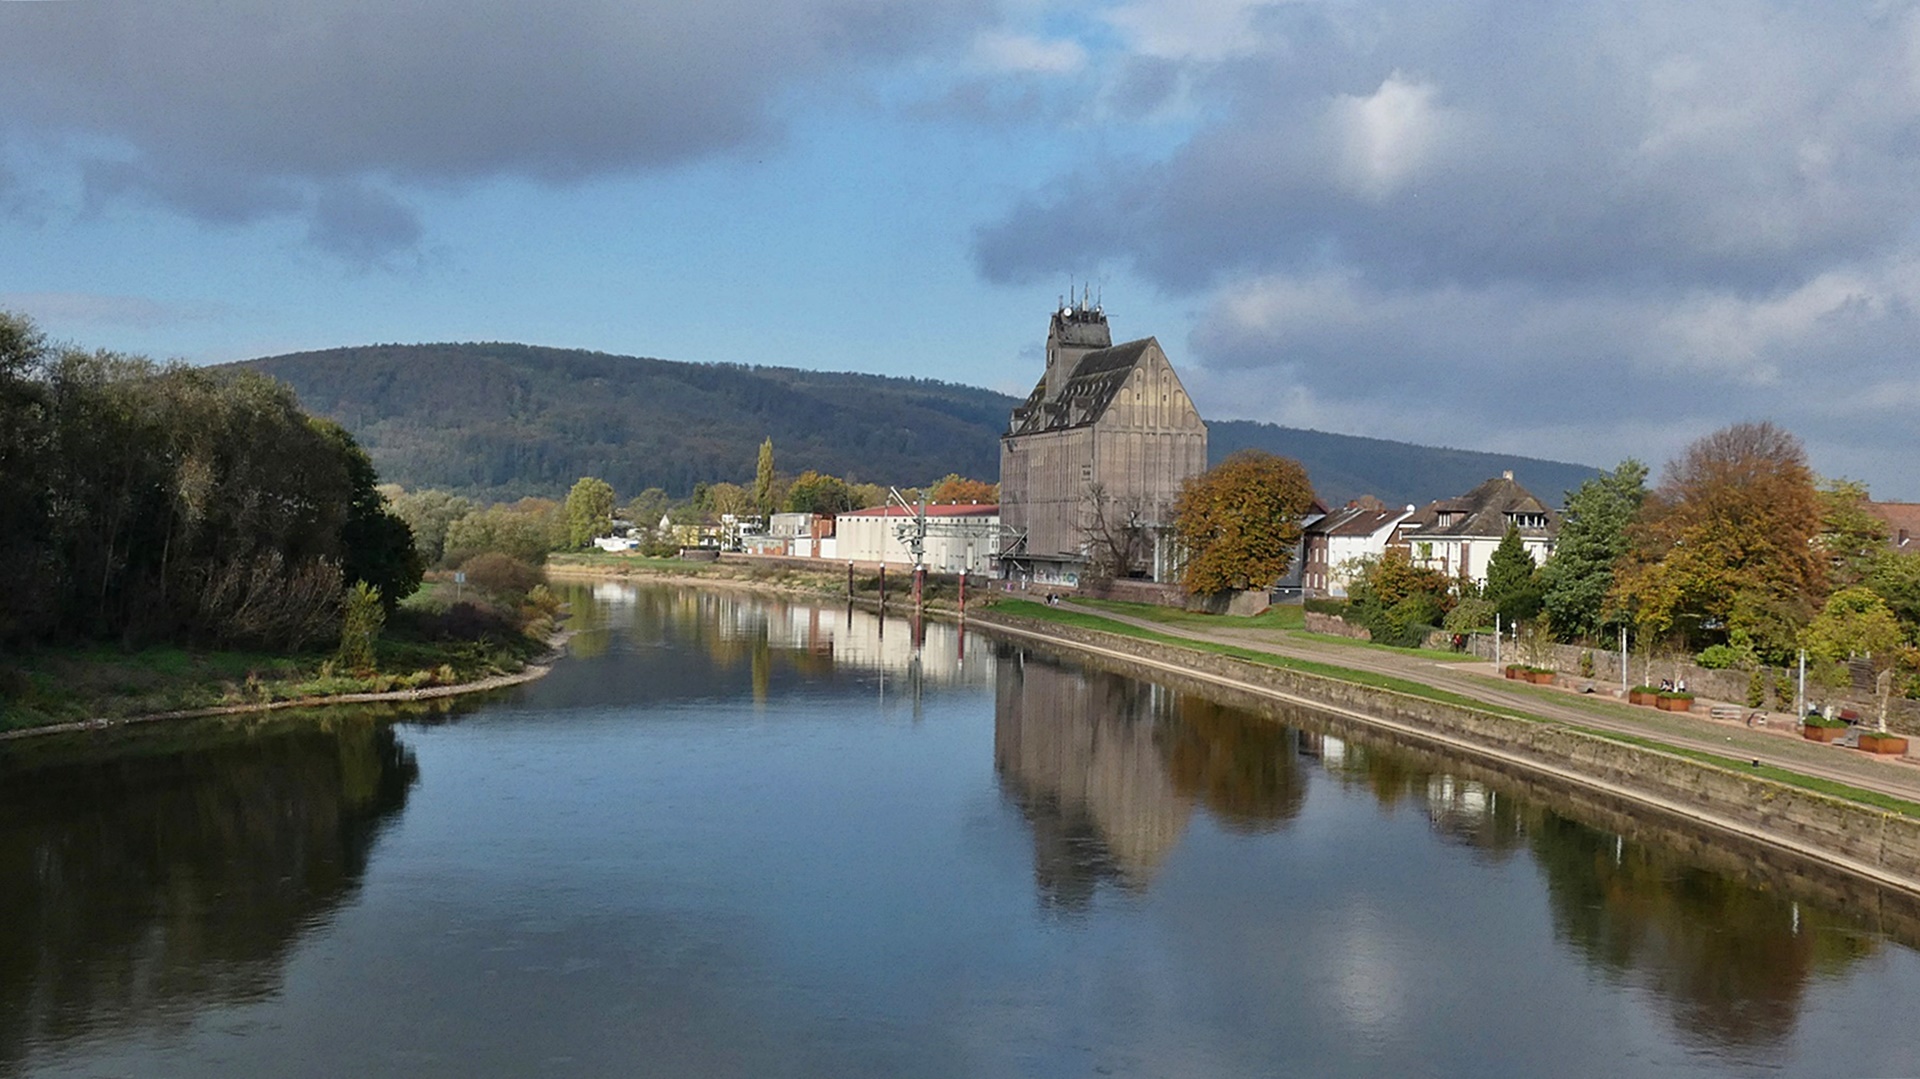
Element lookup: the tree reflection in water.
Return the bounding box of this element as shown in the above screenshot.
[1307,732,1882,1051]
[997,644,1887,1050]
[0,712,418,1067]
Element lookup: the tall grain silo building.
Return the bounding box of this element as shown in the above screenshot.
[998,297,1208,585]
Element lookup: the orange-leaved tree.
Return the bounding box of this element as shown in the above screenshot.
[929,473,998,504]
[1174,450,1315,595]
[1610,421,1825,659]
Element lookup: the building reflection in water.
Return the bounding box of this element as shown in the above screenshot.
[0,712,418,1067]
[567,582,993,709]
[992,644,1310,911]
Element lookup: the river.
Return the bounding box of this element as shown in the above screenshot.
[4,581,1919,1077]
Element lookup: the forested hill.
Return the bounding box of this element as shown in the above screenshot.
[1208,421,1601,511]
[231,342,1598,506]
[233,343,1012,501]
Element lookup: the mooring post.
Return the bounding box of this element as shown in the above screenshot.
[847,560,854,600]
[958,568,967,614]
[912,564,925,610]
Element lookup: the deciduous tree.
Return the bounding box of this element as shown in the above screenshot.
[754,438,776,514]
[1802,587,1903,663]
[564,476,616,548]
[1611,422,1824,658]
[1173,451,1316,595]
[929,473,997,504]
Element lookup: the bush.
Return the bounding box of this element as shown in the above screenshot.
[1746,668,1767,708]
[1695,643,1752,670]
[459,553,543,602]
[1304,597,1347,617]
[336,581,385,674]
[1443,597,1497,634]
[1579,650,1595,678]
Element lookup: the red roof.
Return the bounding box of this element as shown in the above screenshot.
[839,504,999,519]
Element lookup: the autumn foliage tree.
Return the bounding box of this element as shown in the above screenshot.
[1610,422,1825,660]
[929,473,997,504]
[1173,451,1316,595]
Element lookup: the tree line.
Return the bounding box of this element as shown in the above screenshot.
[0,312,421,651]
[386,438,1000,567]
[1312,422,1919,693]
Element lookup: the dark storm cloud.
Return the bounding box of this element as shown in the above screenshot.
[976,0,1920,495]
[0,0,990,255]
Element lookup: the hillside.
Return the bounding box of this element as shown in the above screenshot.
[230,343,1598,507]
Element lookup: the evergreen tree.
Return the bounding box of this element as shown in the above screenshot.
[1539,459,1647,640]
[1484,525,1544,623]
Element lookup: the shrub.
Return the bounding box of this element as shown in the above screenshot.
[1304,597,1347,617]
[1773,669,1794,708]
[1443,597,1497,634]
[1746,668,1767,708]
[459,552,543,602]
[336,581,385,674]
[1696,643,1751,670]
[1579,650,1595,678]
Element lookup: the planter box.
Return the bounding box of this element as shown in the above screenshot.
[1803,724,1847,743]
[1528,670,1556,685]
[1504,667,1525,680]
[1657,696,1694,713]
[1858,734,1909,756]
[1629,690,1659,706]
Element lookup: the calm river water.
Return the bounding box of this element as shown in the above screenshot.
[6,582,1920,1077]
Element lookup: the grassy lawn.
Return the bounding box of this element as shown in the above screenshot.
[1069,595,1478,663]
[1074,597,1306,631]
[987,599,1920,820]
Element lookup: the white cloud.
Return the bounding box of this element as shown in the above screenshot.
[1329,73,1451,199]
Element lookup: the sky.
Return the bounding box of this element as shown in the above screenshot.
[2,0,1917,498]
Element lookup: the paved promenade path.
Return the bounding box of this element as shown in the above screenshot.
[1054,601,1920,807]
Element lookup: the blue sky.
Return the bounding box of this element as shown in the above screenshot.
[4,0,1918,498]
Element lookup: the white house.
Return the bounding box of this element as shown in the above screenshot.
[1394,472,1559,586]
[1301,498,1418,597]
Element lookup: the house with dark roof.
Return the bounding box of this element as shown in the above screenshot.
[1393,471,1559,586]
[1301,496,1418,597]
[999,298,1208,585]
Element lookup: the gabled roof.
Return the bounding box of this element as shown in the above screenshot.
[1399,474,1558,540]
[1866,502,1920,550]
[1305,499,1412,539]
[1006,338,1156,436]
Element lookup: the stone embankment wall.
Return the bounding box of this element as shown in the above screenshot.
[976,611,1920,895]
[1304,611,1371,640]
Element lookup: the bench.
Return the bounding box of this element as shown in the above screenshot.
[1711,705,1769,726]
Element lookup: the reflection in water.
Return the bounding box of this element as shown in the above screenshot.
[992,645,1310,909]
[0,713,417,1067]
[1531,814,1874,1051]
[996,640,1896,1052]
[1311,731,1881,1050]
[994,647,1192,908]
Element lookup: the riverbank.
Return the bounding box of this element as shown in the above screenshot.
[972,600,1920,897]
[0,595,566,738]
